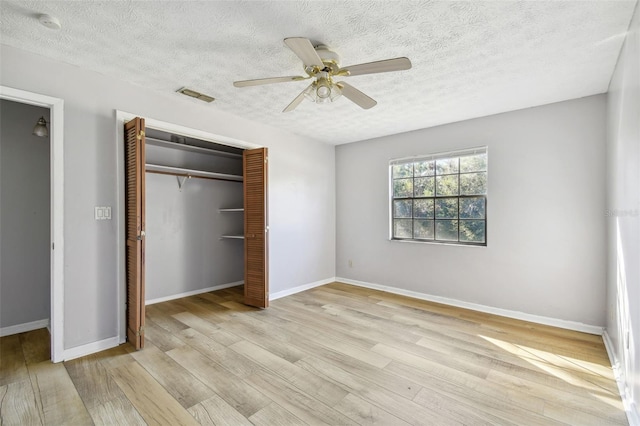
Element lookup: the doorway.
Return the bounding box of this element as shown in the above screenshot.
[0,86,64,362]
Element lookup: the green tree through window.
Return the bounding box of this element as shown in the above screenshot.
[390,147,487,245]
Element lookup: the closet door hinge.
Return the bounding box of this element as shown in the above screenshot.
[265,156,268,164]
[137,130,145,141]
[136,326,145,337]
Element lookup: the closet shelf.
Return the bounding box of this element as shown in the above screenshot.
[146,136,242,159]
[220,235,245,239]
[219,208,244,212]
[146,164,243,182]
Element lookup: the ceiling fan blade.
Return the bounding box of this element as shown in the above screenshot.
[283,83,313,113]
[337,82,377,109]
[340,57,412,77]
[234,76,307,88]
[284,37,325,69]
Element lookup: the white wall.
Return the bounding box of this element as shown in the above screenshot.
[0,100,50,329]
[0,45,336,352]
[336,95,607,327]
[145,174,244,302]
[606,2,640,422]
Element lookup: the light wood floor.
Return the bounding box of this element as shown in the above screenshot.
[0,282,628,425]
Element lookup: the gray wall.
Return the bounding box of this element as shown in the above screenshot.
[145,172,244,302]
[0,100,50,328]
[1,45,336,350]
[606,1,639,420]
[336,95,607,327]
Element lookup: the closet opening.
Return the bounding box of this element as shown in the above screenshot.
[121,115,268,349]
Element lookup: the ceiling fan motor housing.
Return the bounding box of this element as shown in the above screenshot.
[314,45,341,72]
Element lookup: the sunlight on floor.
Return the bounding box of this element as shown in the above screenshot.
[478,334,624,410]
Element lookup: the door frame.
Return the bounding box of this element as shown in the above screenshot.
[0,86,65,362]
[115,110,260,343]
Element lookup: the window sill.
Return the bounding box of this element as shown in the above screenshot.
[389,238,487,248]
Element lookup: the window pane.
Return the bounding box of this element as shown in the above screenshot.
[436,175,459,196]
[414,177,435,197]
[392,163,413,178]
[459,197,485,219]
[435,220,458,241]
[460,172,487,195]
[414,161,435,176]
[413,199,434,218]
[435,198,458,219]
[393,219,412,238]
[436,157,459,175]
[414,220,434,239]
[460,154,487,172]
[393,178,413,198]
[460,220,485,243]
[393,200,412,218]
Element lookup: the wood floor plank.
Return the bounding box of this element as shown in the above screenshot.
[247,308,424,400]
[0,334,28,386]
[188,394,253,426]
[217,314,307,363]
[166,346,271,418]
[229,339,349,406]
[0,381,43,425]
[246,370,359,426]
[175,328,264,379]
[386,359,550,421]
[108,360,198,425]
[87,395,146,426]
[20,329,50,365]
[334,393,412,426]
[144,318,188,352]
[266,305,392,368]
[27,361,93,425]
[129,342,214,409]
[296,355,461,426]
[248,402,305,426]
[64,351,129,409]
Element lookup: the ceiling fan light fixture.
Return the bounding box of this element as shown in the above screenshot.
[316,80,331,99]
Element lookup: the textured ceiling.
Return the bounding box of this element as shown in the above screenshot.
[0,1,636,145]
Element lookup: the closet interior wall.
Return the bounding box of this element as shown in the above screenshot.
[144,128,244,303]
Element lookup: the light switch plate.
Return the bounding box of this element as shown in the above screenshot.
[95,206,112,220]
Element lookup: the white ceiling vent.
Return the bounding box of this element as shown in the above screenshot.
[176,87,215,103]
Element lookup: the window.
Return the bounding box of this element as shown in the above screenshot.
[390,147,487,245]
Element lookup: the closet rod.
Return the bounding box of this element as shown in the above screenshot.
[146,170,243,183]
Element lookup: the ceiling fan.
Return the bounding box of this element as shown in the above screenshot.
[233,37,412,112]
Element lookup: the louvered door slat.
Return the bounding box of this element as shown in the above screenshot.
[243,148,269,308]
[124,117,146,349]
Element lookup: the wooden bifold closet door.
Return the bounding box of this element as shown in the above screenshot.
[243,148,269,308]
[124,118,269,349]
[124,117,146,349]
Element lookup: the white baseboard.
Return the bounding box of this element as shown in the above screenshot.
[336,277,604,335]
[145,281,244,305]
[63,336,120,361]
[0,319,50,337]
[270,277,337,301]
[603,330,640,426]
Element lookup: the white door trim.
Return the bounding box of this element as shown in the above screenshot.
[0,86,65,363]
